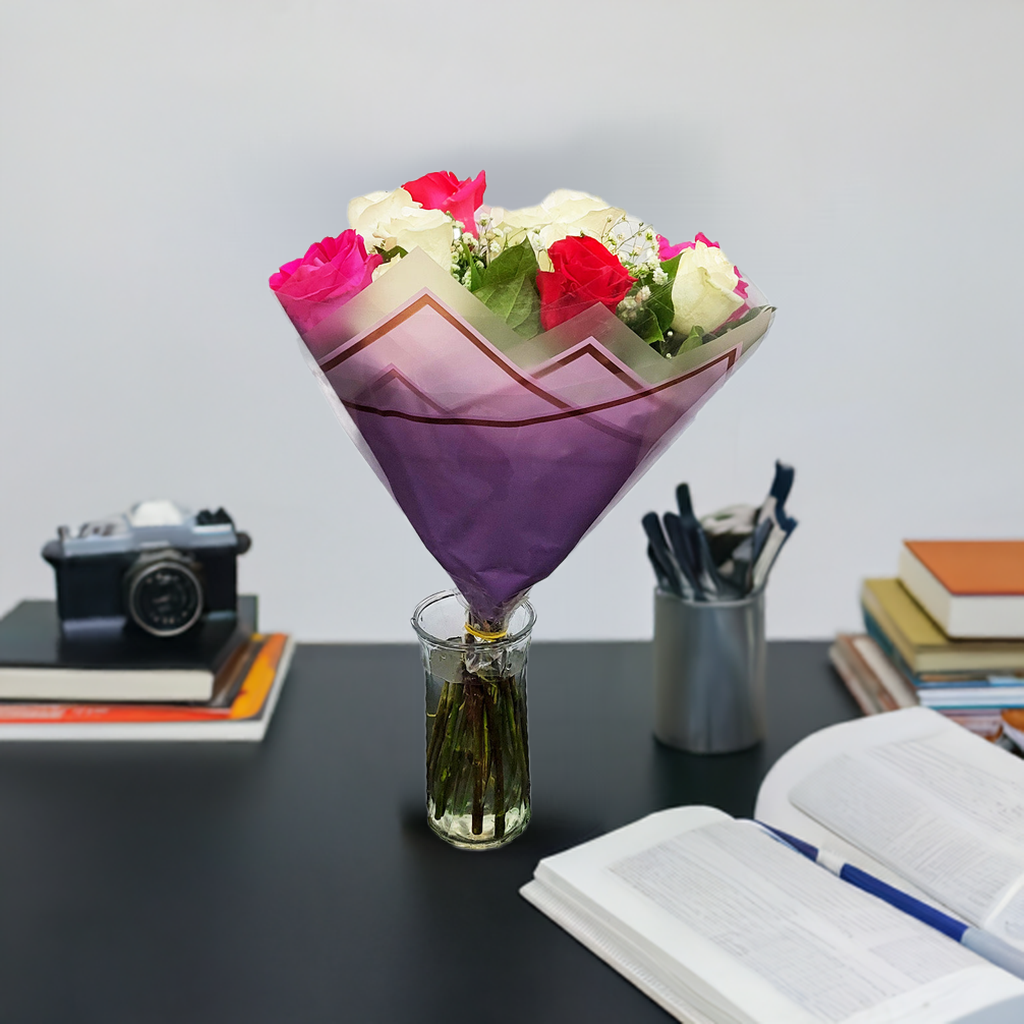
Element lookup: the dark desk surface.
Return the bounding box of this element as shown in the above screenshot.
[0,640,857,1024]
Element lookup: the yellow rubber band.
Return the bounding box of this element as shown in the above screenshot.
[464,623,508,641]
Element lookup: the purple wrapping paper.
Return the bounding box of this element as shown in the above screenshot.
[287,249,774,625]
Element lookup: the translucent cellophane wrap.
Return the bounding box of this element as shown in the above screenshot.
[293,249,774,628]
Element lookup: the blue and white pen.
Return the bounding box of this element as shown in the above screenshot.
[755,821,1024,982]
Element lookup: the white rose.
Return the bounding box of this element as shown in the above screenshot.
[489,189,627,255]
[347,187,454,270]
[670,240,744,335]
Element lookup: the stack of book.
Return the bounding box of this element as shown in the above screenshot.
[830,540,1024,744]
[0,595,294,740]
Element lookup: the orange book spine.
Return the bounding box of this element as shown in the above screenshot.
[0,703,233,725]
[228,633,287,719]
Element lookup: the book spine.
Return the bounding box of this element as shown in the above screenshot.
[837,635,902,711]
[859,584,920,673]
[228,634,287,719]
[0,703,233,725]
[862,610,921,689]
[828,642,884,715]
[897,545,952,635]
[848,637,918,709]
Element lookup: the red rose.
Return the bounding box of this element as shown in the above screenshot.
[269,229,382,335]
[535,235,637,330]
[402,170,486,237]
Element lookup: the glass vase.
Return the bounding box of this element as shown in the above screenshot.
[412,591,534,850]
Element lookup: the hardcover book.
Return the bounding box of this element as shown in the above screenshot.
[0,632,294,741]
[522,709,1024,1023]
[861,579,1024,675]
[828,632,916,715]
[829,634,1011,739]
[0,595,258,702]
[899,541,1024,639]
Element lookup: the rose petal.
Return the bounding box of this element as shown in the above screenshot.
[538,235,636,330]
[268,229,382,334]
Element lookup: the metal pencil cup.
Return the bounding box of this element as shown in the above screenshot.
[653,588,766,753]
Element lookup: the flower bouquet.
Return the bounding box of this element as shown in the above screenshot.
[270,170,774,847]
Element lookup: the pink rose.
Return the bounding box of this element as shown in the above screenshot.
[656,231,718,261]
[269,229,382,335]
[402,170,486,237]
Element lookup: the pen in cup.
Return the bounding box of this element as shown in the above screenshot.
[643,466,797,601]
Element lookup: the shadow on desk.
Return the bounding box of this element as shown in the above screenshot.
[0,639,854,1024]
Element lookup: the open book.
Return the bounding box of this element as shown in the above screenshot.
[521,708,1024,1023]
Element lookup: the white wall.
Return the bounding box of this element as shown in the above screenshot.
[2,0,1022,642]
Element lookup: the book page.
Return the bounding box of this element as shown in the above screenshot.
[756,708,1024,948]
[525,806,1024,1024]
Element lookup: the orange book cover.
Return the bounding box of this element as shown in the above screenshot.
[903,541,1024,597]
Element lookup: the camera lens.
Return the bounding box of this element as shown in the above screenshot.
[126,554,203,637]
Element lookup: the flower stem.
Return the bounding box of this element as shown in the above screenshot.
[424,639,528,843]
[487,681,505,839]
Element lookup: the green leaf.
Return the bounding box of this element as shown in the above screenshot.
[646,254,680,336]
[376,244,408,262]
[629,303,664,347]
[461,239,484,292]
[621,254,681,352]
[662,325,704,358]
[473,240,541,338]
[701,304,767,343]
[676,326,706,355]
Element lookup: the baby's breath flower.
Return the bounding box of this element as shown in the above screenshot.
[606,216,659,267]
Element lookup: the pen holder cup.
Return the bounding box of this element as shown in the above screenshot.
[653,588,766,754]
